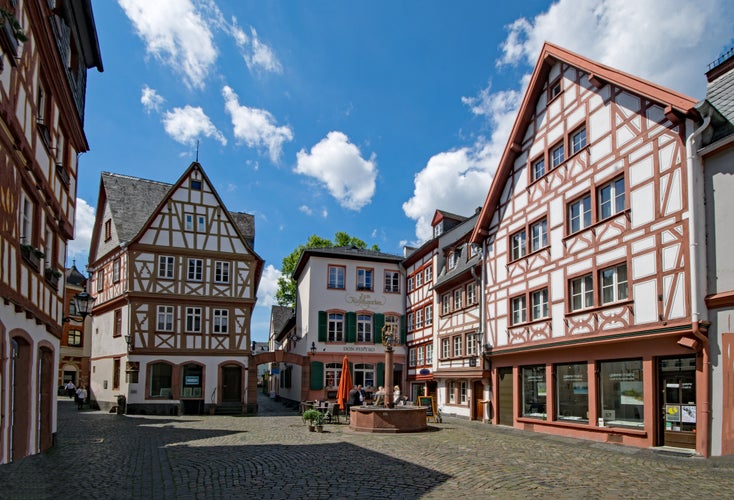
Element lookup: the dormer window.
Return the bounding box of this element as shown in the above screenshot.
[433,221,443,238]
[448,250,460,270]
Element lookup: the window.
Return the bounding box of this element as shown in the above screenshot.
[157,305,174,332]
[453,289,462,310]
[441,338,450,359]
[357,314,372,342]
[213,309,229,334]
[96,270,104,292]
[448,251,459,270]
[188,258,203,281]
[522,365,546,419]
[601,263,628,304]
[407,277,414,292]
[556,363,588,423]
[531,288,549,320]
[114,308,122,337]
[185,213,194,231]
[433,222,443,238]
[426,343,433,363]
[532,157,546,181]
[328,265,345,289]
[511,295,527,325]
[185,307,202,333]
[113,358,121,390]
[324,363,342,388]
[425,305,433,326]
[549,79,562,100]
[44,226,54,266]
[20,192,34,245]
[551,143,565,168]
[353,363,375,388]
[448,381,456,404]
[104,219,111,241]
[415,271,423,288]
[511,230,526,260]
[466,333,477,356]
[568,195,591,234]
[158,256,174,279]
[182,364,203,398]
[357,268,373,291]
[453,336,462,357]
[191,180,202,190]
[442,294,450,314]
[409,348,416,367]
[385,271,400,293]
[214,261,230,283]
[113,258,120,283]
[466,283,476,305]
[150,363,172,398]
[425,266,432,283]
[570,274,593,311]
[417,346,424,366]
[415,309,423,329]
[599,359,643,428]
[530,219,548,252]
[328,313,344,342]
[407,313,414,332]
[197,215,206,232]
[460,381,468,404]
[571,127,586,154]
[67,329,82,347]
[598,177,625,220]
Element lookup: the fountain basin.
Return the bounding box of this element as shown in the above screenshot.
[349,406,428,433]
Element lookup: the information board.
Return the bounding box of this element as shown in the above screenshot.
[418,396,437,423]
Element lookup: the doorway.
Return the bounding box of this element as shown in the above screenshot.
[222,365,242,403]
[498,367,514,426]
[473,380,484,421]
[658,356,696,449]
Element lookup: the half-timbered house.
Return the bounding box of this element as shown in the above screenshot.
[0,0,102,463]
[87,162,263,415]
[58,265,91,390]
[470,43,708,454]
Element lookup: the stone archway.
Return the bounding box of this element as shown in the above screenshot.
[246,351,309,413]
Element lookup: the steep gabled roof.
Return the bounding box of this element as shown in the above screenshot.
[471,42,699,243]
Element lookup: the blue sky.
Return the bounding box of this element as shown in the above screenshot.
[72,1,733,342]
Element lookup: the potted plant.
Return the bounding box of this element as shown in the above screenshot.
[302,409,322,432]
[44,267,61,289]
[20,244,44,271]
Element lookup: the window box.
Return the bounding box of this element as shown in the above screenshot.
[20,244,43,272]
[56,163,70,187]
[44,267,61,289]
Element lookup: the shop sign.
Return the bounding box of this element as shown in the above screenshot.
[345,293,386,310]
[344,346,376,352]
[419,368,431,376]
[185,376,199,385]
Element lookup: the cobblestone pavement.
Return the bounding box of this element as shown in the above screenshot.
[2,394,734,499]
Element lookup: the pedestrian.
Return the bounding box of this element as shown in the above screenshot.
[348,385,361,407]
[65,380,76,399]
[357,384,367,405]
[76,385,87,410]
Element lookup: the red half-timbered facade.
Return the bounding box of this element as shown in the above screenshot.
[0,0,102,463]
[471,43,709,455]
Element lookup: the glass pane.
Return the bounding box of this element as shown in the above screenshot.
[522,366,546,419]
[556,363,588,422]
[599,359,643,428]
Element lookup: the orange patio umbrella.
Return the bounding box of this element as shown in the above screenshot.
[336,355,353,410]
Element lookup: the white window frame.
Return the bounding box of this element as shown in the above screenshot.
[571,127,586,154]
[213,309,229,334]
[425,305,433,326]
[357,314,373,342]
[357,268,373,291]
[424,266,432,283]
[384,271,400,293]
[453,289,462,310]
[158,255,174,279]
[532,157,545,181]
[442,294,450,314]
[185,213,194,231]
[599,177,625,220]
[426,343,433,363]
[328,265,345,289]
[407,313,414,332]
[197,214,206,232]
[214,261,230,284]
[511,230,527,260]
[157,305,174,332]
[569,195,591,234]
[600,263,628,304]
[570,274,594,311]
[113,258,120,283]
[530,219,548,252]
[409,348,416,367]
[466,283,476,305]
[511,295,527,325]
[188,258,203,281]
[531,288,549,320]
[185,307,202,333]
[417,346,424,366]
[328,313,344,342]
[441,338,450,359]
[453,336,462,357]
[551,142,565,168]
[20,191,33,245]
[415,309,423,329]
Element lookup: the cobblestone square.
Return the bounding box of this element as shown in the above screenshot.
[2,394,733,499]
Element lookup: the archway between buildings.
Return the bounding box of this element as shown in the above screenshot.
[247,351,309,413]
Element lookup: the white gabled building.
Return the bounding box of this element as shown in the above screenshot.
[87,162,263,415]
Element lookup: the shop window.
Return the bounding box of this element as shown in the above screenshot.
[181,364,202,398]
[599,359,644,428]
[150,362,173,398]
[555,363,588,423]
[353,363,375,389]
[522,365,546,419]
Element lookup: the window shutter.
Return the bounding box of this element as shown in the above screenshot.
[310,361,324,390]
[400,315,407,344]
[318,311,327,342]
[346,312,356,343]
[377,362,385,387]
[373,313,384,344]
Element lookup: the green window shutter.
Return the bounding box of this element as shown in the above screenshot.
[400,315,407,344]
[346,312,357,343]
[310,361,324,390]
[377,362,385,387]
[318,311,327,342]
[349,362,354,379]
[374,314,384,344]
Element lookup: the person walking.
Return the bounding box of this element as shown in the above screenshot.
[65,380,76,399]
[76,385,87,410]
[357,385,367,405]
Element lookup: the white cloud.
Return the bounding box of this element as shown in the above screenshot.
[221,85,293,163]
[256,264,282,308]
[244,28,283,73]
[299,205,313,215]
[295,131,377,211]
[498,0,733,97]
[321,209,328,218]
[403,0,733,243]
[140,85,164,113]
[162,105,227,146]
[68,198,95,267]
[118,0,217,90]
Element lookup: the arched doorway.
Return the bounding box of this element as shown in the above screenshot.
[38,346,54,452]
[473,380,484,421]
[11,336,31,461]
[221,364,242,403]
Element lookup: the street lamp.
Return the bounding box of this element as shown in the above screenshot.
[309,341,317,356]
[63,291,95,323]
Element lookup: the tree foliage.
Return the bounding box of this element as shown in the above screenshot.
[275,232,380,307]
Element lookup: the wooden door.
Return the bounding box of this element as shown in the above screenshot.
[222,365,242,403]
[473,380,484,421]
[498,367,514,426]
[724,334,734,455]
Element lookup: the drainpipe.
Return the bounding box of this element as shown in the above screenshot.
[685,115,711,457]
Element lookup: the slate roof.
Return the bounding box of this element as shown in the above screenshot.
[293,246,403,281]
[270,305,295,337]
[65,265,87,287]
[700,50,734,144]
